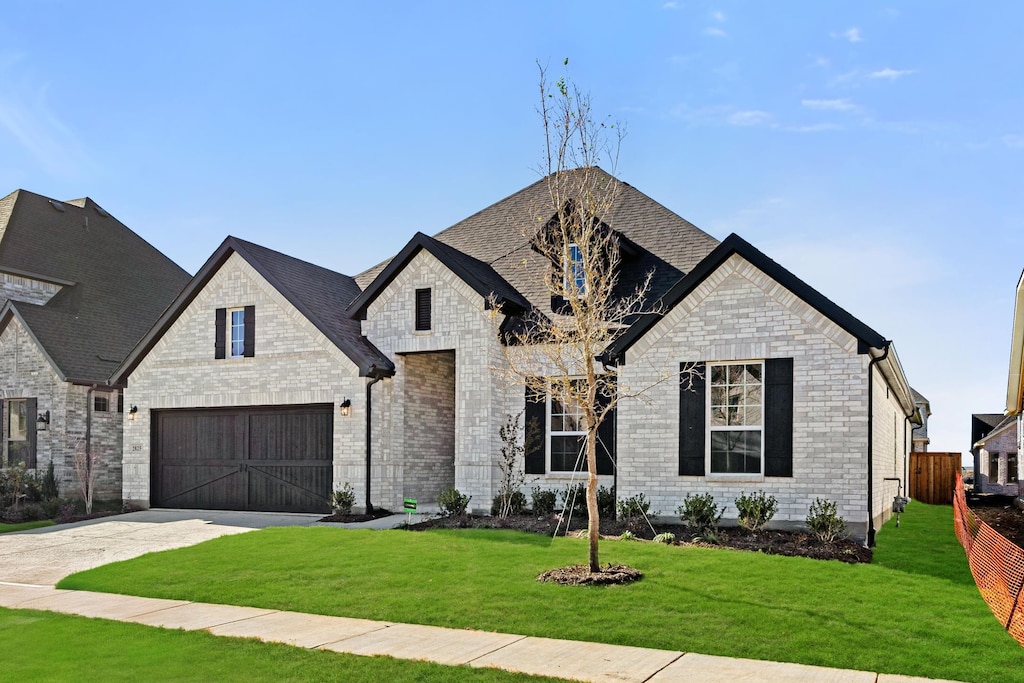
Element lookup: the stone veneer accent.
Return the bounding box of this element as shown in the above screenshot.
[0,317,122,500]
[401,351,456,503]
[123,253,367,507]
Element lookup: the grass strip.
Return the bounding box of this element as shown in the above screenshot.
[0,607,563,682]
[0,520,54,534]
[60,502,1021,682]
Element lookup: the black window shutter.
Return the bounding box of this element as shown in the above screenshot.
[679,362,705,476]
[214,308,226,359]
[415,288,431,331]
[595,376,616,475]
[26,398,37,469]
[243,305,256,357]
[524,384,546,474]
[764,358,794,477]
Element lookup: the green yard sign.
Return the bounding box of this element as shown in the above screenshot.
[403,498,417,513]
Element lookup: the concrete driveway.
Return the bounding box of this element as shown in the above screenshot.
[0,509,322,586]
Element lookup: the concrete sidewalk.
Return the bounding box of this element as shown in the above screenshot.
[0,584,958,683]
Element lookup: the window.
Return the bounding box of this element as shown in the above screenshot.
[215,306,254,359]
[117,392,124,413]
[415,288,431,331]
[1010,454,1019,484]
[990,452,1001,483]
[549,392,586,472]
[93,394,109,412]
[563,243,585,296]
[709,362,763,474]
[5,398,36,469]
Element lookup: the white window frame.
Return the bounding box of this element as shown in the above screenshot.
[7,399,27,442]
[563,243,585,297]
[706,360,765,477]
[547,384,587,473]
[228,307,246,358]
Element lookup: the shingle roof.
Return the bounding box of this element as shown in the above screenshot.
[973,413,1017,447]
[0,189,190,384]
[112,237,393,383]
[972,413,1006,446]
[356,168,720,315]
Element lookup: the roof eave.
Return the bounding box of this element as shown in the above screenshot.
[1006,269,1024,416]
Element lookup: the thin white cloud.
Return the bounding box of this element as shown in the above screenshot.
[784,122,843,133]
[810,56,831,69]
[662,1,679,9]
[704,27,727,38]
[869,67,915,80]
[728,110,772,127]
[801,98,859,112]
[1003,134,1024,149]
[711,10,727,22]
[831,27,863,43]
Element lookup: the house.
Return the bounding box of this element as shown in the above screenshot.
[115,169,914,543]
[0,190,190,501]
[911,388,931,452]
[971,413,1019,495]
[999,268,1024,494]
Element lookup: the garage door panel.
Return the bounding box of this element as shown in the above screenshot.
[152,405,332,513]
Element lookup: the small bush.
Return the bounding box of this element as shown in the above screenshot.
[41,498,61,519]
[677,492,723,536]
[41,461,59,501]
[560,483,587,516]
[735,490,778,532]
[617,492,652,522]
[56,501,79,524]
[806,498,847,543]
[597,485,616,519]
[653,532,676,545]
[531,487,557,515]
[331,483,356,515]
[491,491,527,516]
[619,530,636,541]
[438,487,471,517]
[3,502,46,523]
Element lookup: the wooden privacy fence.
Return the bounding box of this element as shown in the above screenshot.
[953,473,1024,646]
[910,451,960,505]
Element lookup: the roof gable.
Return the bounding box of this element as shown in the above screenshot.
[347,232,530,320]
[112,237,393,383]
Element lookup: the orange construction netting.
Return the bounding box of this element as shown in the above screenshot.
[953,473,1024,645]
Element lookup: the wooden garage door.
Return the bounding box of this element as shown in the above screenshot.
[151,405,333,513]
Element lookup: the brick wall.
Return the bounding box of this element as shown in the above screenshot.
[401,351,455,502]
[615,253,877,541]
[977,423,1019,495]
[0,273,62,306]
[124,253,366,506]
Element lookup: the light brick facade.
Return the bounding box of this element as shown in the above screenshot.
[976,421,1020,495]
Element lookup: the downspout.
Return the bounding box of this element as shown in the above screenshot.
[866,341,891,547]
[85,385,96,508]
[365,366,383,515]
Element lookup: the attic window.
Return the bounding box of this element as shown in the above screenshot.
[415,288,431,331]
[49,200,65,213]
[563,243,585,296]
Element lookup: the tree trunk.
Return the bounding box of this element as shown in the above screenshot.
[586,427,600,572]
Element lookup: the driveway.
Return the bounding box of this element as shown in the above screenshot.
[0,509,322,586]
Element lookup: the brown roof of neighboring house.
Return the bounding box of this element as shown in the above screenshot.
[0,189,190,384]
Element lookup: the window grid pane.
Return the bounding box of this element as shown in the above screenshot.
[230,309,245,357]
[709,361,764,474]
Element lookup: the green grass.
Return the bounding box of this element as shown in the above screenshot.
[60,502,1023,682]
[0,608,562,682]
[0,520,53,534]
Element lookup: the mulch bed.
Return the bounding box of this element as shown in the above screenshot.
[968,495,1024,548]
[405,512,872,564]
[318,508,394,524]
[537,564,643,586]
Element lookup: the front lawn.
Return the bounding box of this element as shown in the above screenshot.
[60,502,1021,682]
[0,607,562,682]
[0,520,53,534]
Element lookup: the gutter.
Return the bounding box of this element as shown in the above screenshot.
[866,341,891,547]
[365,366,385,515]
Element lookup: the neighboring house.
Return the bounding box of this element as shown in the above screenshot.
[972,414,1019,495]
[115,169,915,543]
[0,190,189,500]
[911,388,931,452]
[1005,269,1024,492]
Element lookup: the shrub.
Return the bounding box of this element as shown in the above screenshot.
[653,532,676,545]
[56,501,79,524]
[41,461,59,501]
[41,498,61,519]
[560,483,587,516]
[597,485,616,519]
[806,498,847,543]
[677,492,723,537]
[531,487,557,515]
[3,502,46,523]
[617,492,652,522]
[619,530,636,541]
[438,487,471,517]
[491,491,527,516]
[735,490,778,532]
[331,483,356,515]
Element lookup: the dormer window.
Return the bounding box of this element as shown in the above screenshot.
[564,243,585,297]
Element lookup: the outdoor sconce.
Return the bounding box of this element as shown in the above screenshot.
[36,410,50,431]
[340,398,352,417]
[128,406,138,421]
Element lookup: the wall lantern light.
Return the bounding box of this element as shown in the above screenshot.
[340,398,352,417]
[128,405,139,421]
[36,410,50,431]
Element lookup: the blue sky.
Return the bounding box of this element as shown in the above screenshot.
[1,1,1022,458]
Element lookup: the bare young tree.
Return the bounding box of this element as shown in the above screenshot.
[493,62,672,574]
[69,434,96,515]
